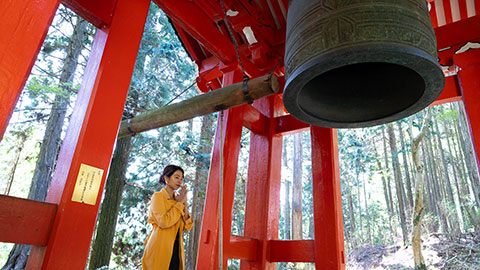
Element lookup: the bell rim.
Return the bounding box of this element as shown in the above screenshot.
[283,43,445,128]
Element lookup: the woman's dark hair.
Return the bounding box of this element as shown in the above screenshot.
[159,164,184,185]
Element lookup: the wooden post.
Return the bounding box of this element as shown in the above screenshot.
[310,127,346,270]
[241,95,283,270]
[25,0,150,268]
[197,71,244,270]
[0,0,61,140]
[455,49,480,174]
[117,74,279,138]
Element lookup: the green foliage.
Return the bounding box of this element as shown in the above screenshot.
[25,78,78,102]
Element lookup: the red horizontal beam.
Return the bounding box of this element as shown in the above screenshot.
[432,75,462,106]
[268,240,315,262]
[435,15,480,50]
[227,235,258,261]
[62,0,117,28]
[243,105,268,135]
[0,195,56,246]
[154,0,236,65]
[275,114,309,136]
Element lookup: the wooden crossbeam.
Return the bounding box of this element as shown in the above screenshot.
[243,105,268,135]
[118,75,279,138]
[0,195,56,246]
[227,235,258,261]
[268,240,315,262]
[275,114,309,136]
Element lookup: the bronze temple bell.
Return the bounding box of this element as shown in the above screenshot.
[283,0,445,128]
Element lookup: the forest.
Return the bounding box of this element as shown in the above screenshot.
[1,3,480,270]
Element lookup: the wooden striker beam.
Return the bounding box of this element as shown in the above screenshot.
[117,75,279,137]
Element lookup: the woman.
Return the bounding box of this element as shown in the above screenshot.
[142,165,193,270]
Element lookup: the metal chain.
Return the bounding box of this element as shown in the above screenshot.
[219,0,247,78]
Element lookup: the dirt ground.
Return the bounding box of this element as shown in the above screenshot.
[346,234,480,270]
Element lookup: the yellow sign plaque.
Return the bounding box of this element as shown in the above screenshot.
[71,163,104,205]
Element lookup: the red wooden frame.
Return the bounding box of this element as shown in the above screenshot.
[1,0,480,269]
[0,0,61,141]
[0,196,56,246]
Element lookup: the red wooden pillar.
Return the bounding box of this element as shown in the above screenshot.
[241,96,283,270]
[0,0,61,140]
[310,127,346,270]
[25,0,150,269]
[455,49,480,171]
[197,71,244,270]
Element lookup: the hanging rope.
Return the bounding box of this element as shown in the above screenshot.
[218,0,246,77]
[218,109,225,270]
[216,1,243,268]
[218,0,253,108]
[216,2,282,268]
[164,63,220,106]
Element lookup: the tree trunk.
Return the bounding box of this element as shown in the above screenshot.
[450,108,480,233]
[88,136,132,270]
[383,128,398,237]
[346,183,356,234]
[373,139,394,238]
[382,128,396,217]
[455,102,480,209]
[374,137,392,215]
[426,136,450,234]
[387,123,408,245]
[422,144,438,231]
[188,114,214,269]
[411,110,431,270]
[362,174,372,244]
[433,119,461,235]
[397,121,414,209]
[292,132,303,240]
[444,118,467,232]
[284,180,291,240]
[1,16,88,270]
[433,120,455,206]
[356,171,363,243]
[4,131,28,195]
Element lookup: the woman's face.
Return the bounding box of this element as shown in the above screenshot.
[165,170,184,191]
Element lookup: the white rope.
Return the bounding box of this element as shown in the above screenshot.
[218,110,225,270]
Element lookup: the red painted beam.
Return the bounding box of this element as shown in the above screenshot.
[310,127,346,270]
[172,22,207,62]
[154,0,236,65]
[435,15,480,50]
[62,0,117,28]
[268,240,315,263]
[196,57,224,92]
[0,0,60,141]
[241,96,282,270]
[243,105,268,135]
[197,71,245,270]
[432,75,462,106]
[275,114,309,136]
[454,49,480,173]
[26,0,151,269]
[0,195,56,246]
[227,235,258,261]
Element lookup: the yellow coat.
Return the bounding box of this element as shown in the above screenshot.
[142,188,193,270]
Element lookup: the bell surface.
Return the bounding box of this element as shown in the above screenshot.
[283,0,445,128]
